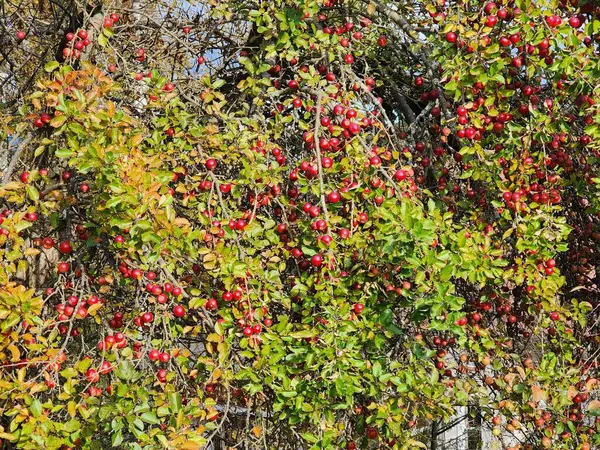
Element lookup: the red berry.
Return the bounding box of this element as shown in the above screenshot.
[569,16,581,28]
[141,312,154,323]
[86,368,99,383]
[173,305,186,318]
[311,254,323,267]
[446,32,457,43]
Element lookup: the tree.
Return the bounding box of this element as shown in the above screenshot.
[1,0,600,449]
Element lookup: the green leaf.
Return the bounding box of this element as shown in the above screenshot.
[140,411,160,425]
[111,430,123,447]
[98,33,108,47]
[26,185,39,202]
[289,329,315,339]
[115,360,134,380]
[50,115,67,128]
[105,197,122,209]
[54,148,73,158]
[386,323,404,335]
[169,392,182,413]
[30,399,42,418]
[379,308,393,325]
[44,61,60,72]
[373,361,382,378]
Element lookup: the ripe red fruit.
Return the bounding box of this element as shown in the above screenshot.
[20,172,29,183]
[327,191,341,203]
[173,305,186,318]
[446,32,457,43]
[311,254,323,267]
[58,241,72,254]
[141,312,154,323]
[485,16,497,27]
[344,54,354,64]
[57,262,70,273]
[16,31,26,40]
[243,326,253,337]
[499,36,511,47]
[550,311,560,321]
[366,427,378,439]
[76,306,88,318]
[103,18,113,28]
[149,349,160,361]
[99,361,112,374]
[85,368,99,383]
[394,169,407,181]
[206,298,218,310]
[377,35,387,47]
[182,26,191,33]
[569,16,581,28]
[353,303,365,314]
[77,29,88,40]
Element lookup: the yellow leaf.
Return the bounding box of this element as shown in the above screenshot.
[180,441,202,449]
[7,344,20,362]
[87,303,102,316]
[68,401,77,418]
[131,134,144,146]
[29,383,45,395]
[2,182,22,191]
[211,368,222,382]
[367,2,376,15]
[252,426,262,437]
[24,248,40,257]
[107,101,115,117]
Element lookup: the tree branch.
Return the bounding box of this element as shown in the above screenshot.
[1,134,34,186]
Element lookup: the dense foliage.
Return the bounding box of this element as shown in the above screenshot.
[2,0,600,449]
